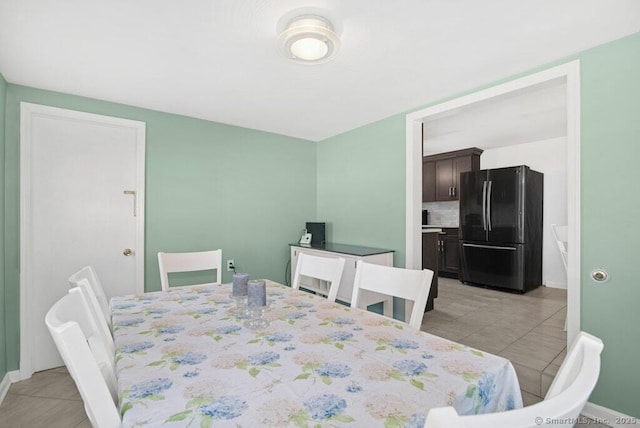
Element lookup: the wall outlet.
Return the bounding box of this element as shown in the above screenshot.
[226,260,235,271]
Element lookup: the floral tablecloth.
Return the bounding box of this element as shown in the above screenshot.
[111,281,522,427]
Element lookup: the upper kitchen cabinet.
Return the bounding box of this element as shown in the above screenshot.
[422,161,436,202]
[422,147,483,202]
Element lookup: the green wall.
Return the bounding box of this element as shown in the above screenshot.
[0,72,7,382]
[317,32,640,417]
[579,33,640,416]
[3,85,317,371]
[317,115,407,267]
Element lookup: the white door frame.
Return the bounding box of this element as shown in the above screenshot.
[19,102,146,379]
[405,60,581,346]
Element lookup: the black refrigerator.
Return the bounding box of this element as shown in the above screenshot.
[458,165,543,293]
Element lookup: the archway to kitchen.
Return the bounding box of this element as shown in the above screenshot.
[405,61,580,346]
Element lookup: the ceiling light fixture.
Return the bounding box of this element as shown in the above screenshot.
[280,15,340,64]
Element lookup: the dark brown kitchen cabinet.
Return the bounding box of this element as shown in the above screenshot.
[422,161,436,202]
[421,232,439,311]
[423,148,483,202]
[438,228,460,278]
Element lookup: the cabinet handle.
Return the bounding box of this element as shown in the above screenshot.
[452,187,456,197]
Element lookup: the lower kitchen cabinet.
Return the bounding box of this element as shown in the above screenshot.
[438,228,460,278]
[421,231,439,311]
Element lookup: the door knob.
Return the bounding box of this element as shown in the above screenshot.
[123,248,134,256]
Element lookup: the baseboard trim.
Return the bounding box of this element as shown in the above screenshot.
[582,402,638,428]
[1,371,14,405]
[543,280,567,289]
[0,373,9,404]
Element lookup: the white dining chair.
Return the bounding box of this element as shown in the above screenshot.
[551,224,569,272]
[158,249,222,291]
[551,224,569,331]
[350,261,434,330]
[72,278,116,347]
[68,265,111,329]
[45,287,121,428]
[292,252,346,302]
[424,331,604,428]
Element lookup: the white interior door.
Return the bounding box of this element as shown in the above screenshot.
[20,103,145,374]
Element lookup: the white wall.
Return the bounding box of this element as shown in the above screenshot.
[481,137,568,289]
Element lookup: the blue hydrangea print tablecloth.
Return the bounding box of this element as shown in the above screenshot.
[111,281,522,427]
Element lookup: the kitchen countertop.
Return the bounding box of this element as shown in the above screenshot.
[422,228,442,233]
[289,242,394,256]
[423,224,458,228]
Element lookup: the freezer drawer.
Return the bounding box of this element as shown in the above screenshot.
[459,242,525,292]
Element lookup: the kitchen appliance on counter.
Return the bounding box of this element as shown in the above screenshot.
[305,222,326,246]
[422,210,429,226]
[459,165,543,293]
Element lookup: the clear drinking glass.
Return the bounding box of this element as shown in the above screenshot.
[244,305,269,329]
[230,294,248,318]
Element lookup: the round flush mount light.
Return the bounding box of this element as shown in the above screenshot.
[280,15,340,64]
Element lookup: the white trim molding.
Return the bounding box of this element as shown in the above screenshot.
[543,280,568,289]
[0,370,21,405]
[0,373,11,404]
[582,402,639,428]
[405,60,581,347]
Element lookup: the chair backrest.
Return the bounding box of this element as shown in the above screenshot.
[424,331,604,428]
[45,288,121,428]
[551,224,569,271]
[68,265,111,328]
[350,261,434,329]
[73,278,116,348]
[292,253,346,302]
[157,249,222,291]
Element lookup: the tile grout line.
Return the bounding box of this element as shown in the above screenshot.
[424,278,567,402]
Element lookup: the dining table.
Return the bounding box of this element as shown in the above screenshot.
[111,280,523,427]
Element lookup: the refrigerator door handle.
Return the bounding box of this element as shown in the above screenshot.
[462,243,517,251]
[482,181,487,231]
[487,180,493,231]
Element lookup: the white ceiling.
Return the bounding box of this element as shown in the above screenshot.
[423,78,568,155]
[1,1,639,142]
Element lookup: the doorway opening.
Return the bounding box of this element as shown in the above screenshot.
[405,61,581,344]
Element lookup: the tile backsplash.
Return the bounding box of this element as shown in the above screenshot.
[423,201,459,227]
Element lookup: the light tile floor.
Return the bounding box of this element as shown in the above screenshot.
[421,277,568,405]
[421,278,609,428]
[0,279,606,427]
[0,366,90,428]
